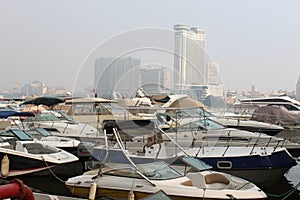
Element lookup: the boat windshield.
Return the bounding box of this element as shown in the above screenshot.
[102,102,127,115]
[137,162,182,180]
[28,128,52,137]
[51,110,75,121]
[23,142,58,154]
[168,118,225,132]
[0,129,33,141]
[105,162,182,180]
[168,107,213,119]
[23,112,60,122]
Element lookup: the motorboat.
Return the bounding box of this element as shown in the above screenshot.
[27,128,80,155]
[0,128,81,178]
[19,110,101,139]
[66,161,266,199]
[66,137,267,200]
[155,109,300,158]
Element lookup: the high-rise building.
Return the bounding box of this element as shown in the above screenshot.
[174,24,206,89]
[140,67,171,94]
[207,62,221,85]
[296,76,300,101]
[94,57,141,98]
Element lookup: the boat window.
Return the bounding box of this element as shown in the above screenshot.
[102,102,125,115]
[30,128,52,137]
[217,161,232,169]
[202,136,250,142]
[24,113,60,122]
[72,103,114,115]
[8,129,33,141]
[168,118,224,132]
[168,107,212,118]
[281,104,300,111]
[50,110,75,121]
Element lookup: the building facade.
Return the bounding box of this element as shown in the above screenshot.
[140,67,171,94]
[207,62,222,85]
[94,57,141,98]
[296,76,300,101]
[174,24,206,89]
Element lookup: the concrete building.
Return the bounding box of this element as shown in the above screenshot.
[296,76,300,101]
[94,57,141,98]
[173,25,224,100]
[174,24,206,89]
[207,62,221,85]
[140,67,171,94]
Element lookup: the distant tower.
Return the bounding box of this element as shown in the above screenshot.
[173,24,206,89]
[207,62,221,85]
[94,57,141,98]
[296,76,300,101]
[140,66,171,94]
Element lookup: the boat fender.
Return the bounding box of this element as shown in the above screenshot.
[1,155,9,178]
[128,190,135,200]
[89,182,97,200]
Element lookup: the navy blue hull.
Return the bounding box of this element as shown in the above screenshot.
[0,152,82,178]
[198,150,297,186]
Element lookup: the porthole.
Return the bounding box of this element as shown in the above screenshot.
[217,161,232,169]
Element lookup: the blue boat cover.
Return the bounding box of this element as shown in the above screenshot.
[0,110,35,119]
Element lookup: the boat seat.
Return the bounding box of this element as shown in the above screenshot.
[204,173,234,189]
[181,180,193,186]
[186,172,233,189]
[205,173,230,185]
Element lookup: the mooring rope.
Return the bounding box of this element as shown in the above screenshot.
[42,156,66,183]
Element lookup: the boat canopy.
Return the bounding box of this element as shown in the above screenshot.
[250,105,300,126]
[21,96,64,107]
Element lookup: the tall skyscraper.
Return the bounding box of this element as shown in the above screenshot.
[174,24,206,89]
[94,57,141,98]
[296,76,300,101]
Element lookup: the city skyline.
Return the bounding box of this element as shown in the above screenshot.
[0,1,299,92]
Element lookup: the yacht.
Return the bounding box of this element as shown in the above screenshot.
[238,95,300,114]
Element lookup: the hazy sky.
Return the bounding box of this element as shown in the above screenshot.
[1,0,300,93]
